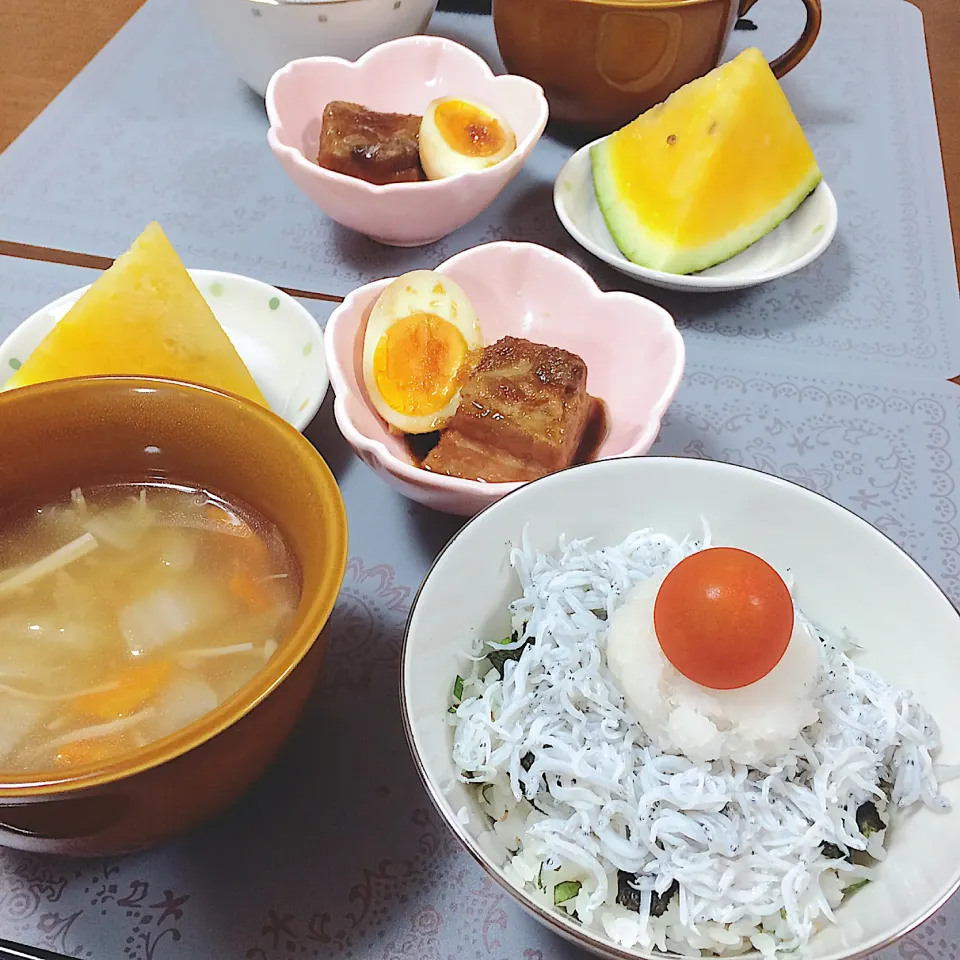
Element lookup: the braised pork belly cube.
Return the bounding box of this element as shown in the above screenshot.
[317,101,425,185]
[422,336,593,483]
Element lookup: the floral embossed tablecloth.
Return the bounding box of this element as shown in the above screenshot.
[2,262,960,960]
[1,0,959,955]
[0,0,957,383]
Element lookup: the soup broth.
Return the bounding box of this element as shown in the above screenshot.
[0,482,301,774]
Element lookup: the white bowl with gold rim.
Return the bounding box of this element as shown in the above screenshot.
[402,456,960,960]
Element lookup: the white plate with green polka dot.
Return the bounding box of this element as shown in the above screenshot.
[0,269,328,432]
[553,138,838,292]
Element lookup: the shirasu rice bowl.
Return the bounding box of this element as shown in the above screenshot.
[449,527,951,957]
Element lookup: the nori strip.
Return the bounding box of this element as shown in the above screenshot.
[616,871,643,913]
[651,879,680,918]
[488,631,534,678]
[821,842,847,861]
[856,801,885,837]
[616,874,679,917]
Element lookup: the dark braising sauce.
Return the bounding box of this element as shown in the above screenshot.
[405,431,442,466]
[574,397,609,465]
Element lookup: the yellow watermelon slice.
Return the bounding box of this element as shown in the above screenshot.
[6,222,267,407]
[591,48,822,276]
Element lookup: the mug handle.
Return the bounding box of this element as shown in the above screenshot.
[738,0,822,78]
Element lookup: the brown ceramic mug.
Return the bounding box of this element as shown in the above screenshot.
[493,0,822,131]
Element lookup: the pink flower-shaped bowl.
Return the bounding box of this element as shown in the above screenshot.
[324,242,686,516]
[265,36,549,247]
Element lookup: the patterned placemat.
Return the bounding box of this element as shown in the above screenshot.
[0,0,959,956]
[0,259,101,330]
[1,254,959,960]
[0,0,957,382]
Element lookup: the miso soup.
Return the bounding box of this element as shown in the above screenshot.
[0,482,301,773]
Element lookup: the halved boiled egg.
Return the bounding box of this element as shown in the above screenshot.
[362,269,483,435]
[418,97,517,181]
[606,548,821,765]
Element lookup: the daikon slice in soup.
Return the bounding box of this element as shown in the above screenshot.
[0,481,301,774]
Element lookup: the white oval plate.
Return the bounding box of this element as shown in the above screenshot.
[0,269,329,433]
[554,137,838,293]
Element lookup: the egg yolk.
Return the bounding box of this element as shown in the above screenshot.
[434,100,507,158]
[653,547,794,690]
[372,312,469,417]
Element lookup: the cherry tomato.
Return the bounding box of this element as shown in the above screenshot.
[653,547,794,690]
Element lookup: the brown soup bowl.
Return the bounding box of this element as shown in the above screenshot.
[493,0,822,132]
[0,376,348,856]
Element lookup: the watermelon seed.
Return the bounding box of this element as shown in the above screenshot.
[667,134,677,145]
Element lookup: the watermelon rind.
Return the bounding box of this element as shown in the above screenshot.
[591,138,823,277]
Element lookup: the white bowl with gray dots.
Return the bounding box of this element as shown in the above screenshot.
[0,269,329,433]
[193,0,439,98]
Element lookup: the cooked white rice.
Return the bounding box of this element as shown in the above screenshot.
[450,528,949,957]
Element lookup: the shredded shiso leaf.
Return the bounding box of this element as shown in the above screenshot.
[486,634,533,679]
[555,880,582,905]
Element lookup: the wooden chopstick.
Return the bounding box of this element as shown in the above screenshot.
[0,239,344,303]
